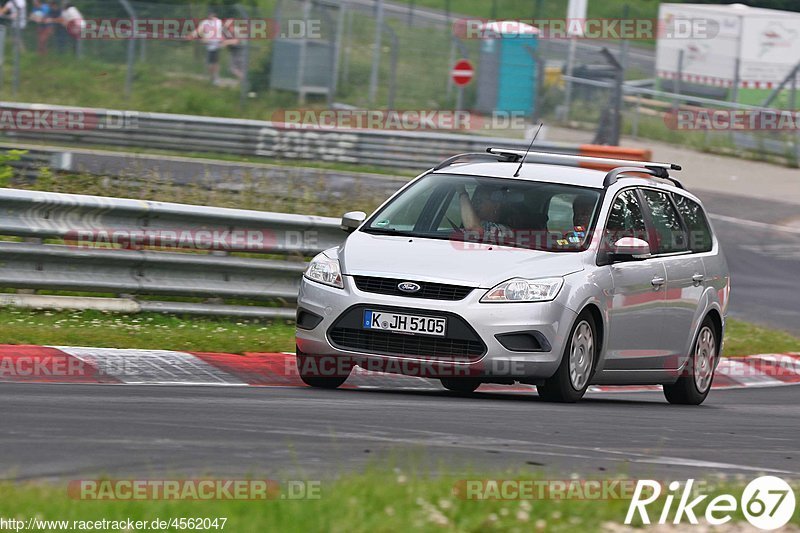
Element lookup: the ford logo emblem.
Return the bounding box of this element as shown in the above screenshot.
[397,281,421,293]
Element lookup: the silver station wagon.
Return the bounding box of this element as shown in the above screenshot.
[296,148,730,404]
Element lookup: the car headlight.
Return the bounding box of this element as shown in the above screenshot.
[481,277,564,303]
[304,252,343,289]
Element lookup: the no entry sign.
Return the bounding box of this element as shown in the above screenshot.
[451,59,474,86]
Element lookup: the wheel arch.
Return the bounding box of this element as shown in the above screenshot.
[578,303,605,371]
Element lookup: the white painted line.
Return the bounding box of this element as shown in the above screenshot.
[709,213,800,235]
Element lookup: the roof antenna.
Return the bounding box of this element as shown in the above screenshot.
[514,122,544,177]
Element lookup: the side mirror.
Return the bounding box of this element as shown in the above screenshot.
[341,211,367,233]
[610,237,651,262]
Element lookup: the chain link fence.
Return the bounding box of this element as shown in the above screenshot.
[3,0,799,164]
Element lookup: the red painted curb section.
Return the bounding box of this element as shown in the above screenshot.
[0,345,120,384]
[192,352,305,387]
[0,346,798,392]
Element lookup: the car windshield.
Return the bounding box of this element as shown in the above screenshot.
[363,173,602,251]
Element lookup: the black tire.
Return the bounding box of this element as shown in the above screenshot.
[663,317,718,405]
[296,349,351,389]
[440,378,481,393]
[537,311,598,403]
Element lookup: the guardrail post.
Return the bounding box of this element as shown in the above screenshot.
[329,3,345,104]
[674,49,683,110]
[632,93,640,139]
[0,26,6,92]
[385,24,398,109]
[12,19,21,96]
[118,0,137,98]
[791,66,798,165]
[368,0,385,104]
[234,4,251,109]
[731,58,740,103]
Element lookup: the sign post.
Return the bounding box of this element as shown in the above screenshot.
[451,58,474,111]
[560,0,588,120]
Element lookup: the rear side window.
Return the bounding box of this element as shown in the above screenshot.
[605,189,648,245]
[641,190,688,254]
[673,194,713,252]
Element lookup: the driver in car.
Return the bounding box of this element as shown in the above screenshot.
[571,194,596,232]
[457,184,514,243]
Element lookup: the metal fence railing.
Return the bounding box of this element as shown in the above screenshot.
[0,187,344,318]
[0,101,591,169]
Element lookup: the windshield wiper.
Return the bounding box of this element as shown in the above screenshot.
[362,227,417,237]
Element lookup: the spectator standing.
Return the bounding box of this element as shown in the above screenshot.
[56,2,83,55]
[193,10,224,85]
[30,0,52,55]
[0,0,27,30]
[223,17,244,83]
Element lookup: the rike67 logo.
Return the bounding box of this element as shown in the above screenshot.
[625,476,796,530]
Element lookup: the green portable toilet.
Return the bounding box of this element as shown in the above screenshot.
[476,21,539,117]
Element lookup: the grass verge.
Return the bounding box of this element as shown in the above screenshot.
[724,319,800,357]
[0,308,798,357]
[0,469,796,532]
[0,308,294,354]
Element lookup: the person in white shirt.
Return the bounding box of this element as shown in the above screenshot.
[59,2,83,36]
[0,0,27,30]
[191,10,224,84]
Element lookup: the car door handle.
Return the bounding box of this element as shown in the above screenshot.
[651,276,666,288]
[692,273,704,285]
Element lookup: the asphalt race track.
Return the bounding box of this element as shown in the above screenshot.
[1,188,798,484]
[697,191,800,335]
[1,383,797,481]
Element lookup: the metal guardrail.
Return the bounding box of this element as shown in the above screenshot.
[0,188,344,318]
[562,76,800,160]
[0,102,590,169]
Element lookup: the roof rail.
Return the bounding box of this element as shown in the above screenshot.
[603,166,685,189]
[432,151,520,171]
[486,147,683,189]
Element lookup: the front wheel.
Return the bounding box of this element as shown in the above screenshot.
[537,312,597,403]
[663,317,718,405]
[296,349,352,389]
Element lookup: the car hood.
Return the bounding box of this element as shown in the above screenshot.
[337,231,586,288]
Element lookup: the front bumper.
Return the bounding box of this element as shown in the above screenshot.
[296,275,578,382]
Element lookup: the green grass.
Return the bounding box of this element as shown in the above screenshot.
[0,468,796,532]
[0,308,294,353]
[17,167,387,218]
[725,319,800,357]
[0,308,798,358]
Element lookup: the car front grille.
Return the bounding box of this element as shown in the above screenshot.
[327,305,485,361]
[353,276,473,301]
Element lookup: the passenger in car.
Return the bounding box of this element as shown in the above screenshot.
[572,194,596,231]
[457,184,514,242]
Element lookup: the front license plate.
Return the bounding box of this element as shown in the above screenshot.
[363,310,447,337]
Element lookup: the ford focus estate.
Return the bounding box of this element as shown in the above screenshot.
[296,148,730,404]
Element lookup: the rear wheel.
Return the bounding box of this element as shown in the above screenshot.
[440,378,481,393]
[663,317,717,405]
[296,349,352,389]
[537,312,597,403]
